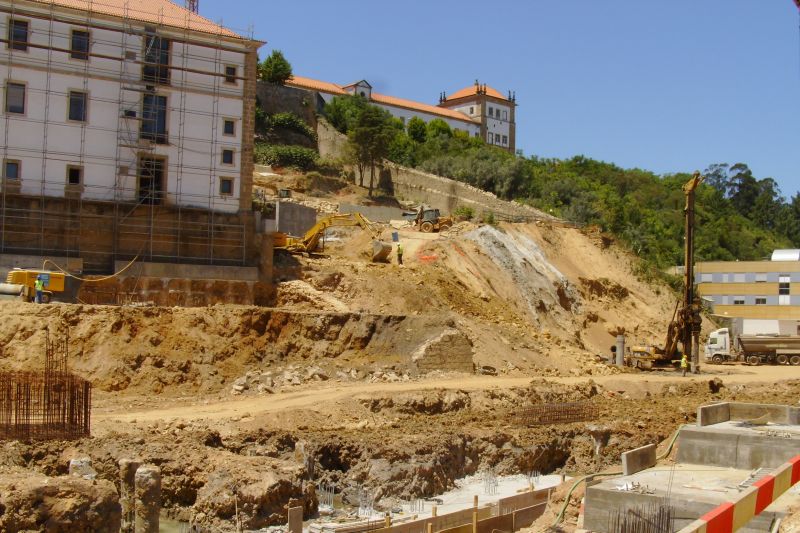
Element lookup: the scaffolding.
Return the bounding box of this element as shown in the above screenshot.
[0,0,257,273]
[0,329,91,442]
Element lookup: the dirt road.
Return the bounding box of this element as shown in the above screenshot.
[94,365,800,425]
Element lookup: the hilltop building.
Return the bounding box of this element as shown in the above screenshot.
[0,0,263,273]
[286,77,517,153]
[696,249,800,320]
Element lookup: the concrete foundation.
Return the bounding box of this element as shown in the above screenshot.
[276,201,317,237]
[288,505,303,533]
[134,465,161,533]
[584,402,800,533]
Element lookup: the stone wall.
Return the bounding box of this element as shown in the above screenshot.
[412,329,475,373]
[256,82,321,130]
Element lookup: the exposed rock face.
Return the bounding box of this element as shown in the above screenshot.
[412,329,474,373]
[0,470,121,533]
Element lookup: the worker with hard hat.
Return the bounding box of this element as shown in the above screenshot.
[34,275,44,304]
[680,353,689,377]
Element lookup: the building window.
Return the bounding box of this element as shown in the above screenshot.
[223,119,236,136]
[142,34,170,84]
[755,273,767,282]
[8,19,29,51]
[70,30,90,60]
[733,273,746,283]
[495,133,501,143]
[68,91,87,122]
[5,82,25,114]
[137,156,165,204]
[779,275,790,295]
[755,297,767,305]
[225,65,237,84]
[780,295,791,306]
[486,132,493,144]
[3,159,20,180]
[733,297,745,305]
[219,177,233,196]
[141,94,167,144]
[502,110,508,120]
[221,149,234,165]
[66,165,82,185]
[502,135,508,145]
[488,107,493,117]
[699,273,713,283]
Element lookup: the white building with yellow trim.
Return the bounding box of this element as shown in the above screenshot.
[696,250,800,320]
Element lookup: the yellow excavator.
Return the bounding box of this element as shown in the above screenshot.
[273,213,393,262]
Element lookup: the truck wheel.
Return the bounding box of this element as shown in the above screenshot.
[439,221,452,231]
[747,355,760,366]
[712,354,724,364]
[41,293,51,304]
[790,355,800,366]
[420,221,434,233]
[776,354,789,365]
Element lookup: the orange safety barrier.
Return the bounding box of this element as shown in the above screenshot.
[678,454,800,533]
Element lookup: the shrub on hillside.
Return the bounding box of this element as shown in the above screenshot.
[254,144,318,171]
[268,112,317,141]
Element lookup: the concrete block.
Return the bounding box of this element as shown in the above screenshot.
[697,402,730,426]
[621,443,657,476]
[676,427,739,466]
[288,506,303,533]
[789,407,800,425]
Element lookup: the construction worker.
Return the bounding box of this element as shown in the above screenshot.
[397,242,403,265]
[34,275,44,304]
[680,353,689,377]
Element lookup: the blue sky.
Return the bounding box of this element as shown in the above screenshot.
[203,1,800,198]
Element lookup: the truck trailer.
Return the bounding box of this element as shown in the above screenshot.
[704,318,800,365]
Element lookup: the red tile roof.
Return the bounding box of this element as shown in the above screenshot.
[446,84,506,101]
[30,0,246,39]
[286,76,478,125]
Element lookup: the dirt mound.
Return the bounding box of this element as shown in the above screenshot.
[0,469,120,533]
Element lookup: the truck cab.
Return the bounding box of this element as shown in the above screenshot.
[704,327,731,363]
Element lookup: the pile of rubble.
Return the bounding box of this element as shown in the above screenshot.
[230,366,413,395]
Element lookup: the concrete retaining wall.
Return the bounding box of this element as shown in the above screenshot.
[621,443,657,476]
[0,254,83,274]
[697,402,730,426]
[676,427,799,469]
[256,82,320,130]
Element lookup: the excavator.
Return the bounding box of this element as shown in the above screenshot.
[273,212,393,262]
[625,172,704,370]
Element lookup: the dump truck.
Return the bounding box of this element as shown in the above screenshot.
[0,269,67,303]
[402,205,453,233]
[274,213,392,262]
[704,318,800,365]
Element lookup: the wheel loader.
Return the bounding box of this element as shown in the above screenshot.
[402,205,453,233]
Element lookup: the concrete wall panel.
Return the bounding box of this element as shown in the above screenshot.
[697,403,730,426]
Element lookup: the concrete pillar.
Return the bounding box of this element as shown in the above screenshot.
[691,331,700,374]
[384,512,391,528]
[427,523,433,533]
[288,506,303,533]
[472,510,478,533]
[432,505,437,517]
[473,494,478,509]
[615,335,625,367]
[134,465,161,533]
[119,459,140,533]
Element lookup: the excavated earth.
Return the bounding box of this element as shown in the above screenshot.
[0,221,798,531]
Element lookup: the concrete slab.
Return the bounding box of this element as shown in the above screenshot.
[697,402,730,426]
[584,464,800,532]
[621,444,657,476]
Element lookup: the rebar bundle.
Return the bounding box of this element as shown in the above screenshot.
[518,401,598,426]
[0,330,91,442]
[608,502,674,533]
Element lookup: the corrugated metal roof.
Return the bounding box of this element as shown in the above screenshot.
[771,249,800,261]
[29,0,245,39]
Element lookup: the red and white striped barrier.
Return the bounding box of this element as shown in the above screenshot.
[678,454,800,533]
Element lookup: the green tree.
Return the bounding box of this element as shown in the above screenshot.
[259,50,292,85]
[406,117,427,143]
[348,105,400,196]
[324,95,368,134]
[426,118,452,139]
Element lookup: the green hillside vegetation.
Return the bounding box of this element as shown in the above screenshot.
[324,95,800,272]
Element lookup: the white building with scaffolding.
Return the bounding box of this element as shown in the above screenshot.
[0,0,263,273]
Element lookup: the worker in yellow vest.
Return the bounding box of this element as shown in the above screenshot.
[397,243,403,265]
[680,353,689,377]
[34,275,44,304]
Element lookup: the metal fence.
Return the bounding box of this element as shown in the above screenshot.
[0,331,91,442]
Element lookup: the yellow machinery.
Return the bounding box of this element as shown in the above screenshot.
[2,269,67,303]
[274,213,392,262]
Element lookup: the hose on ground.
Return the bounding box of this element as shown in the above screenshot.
[551,423,688,527]
[41,255,139,283]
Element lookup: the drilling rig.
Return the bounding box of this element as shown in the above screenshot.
[626,171,704,371]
